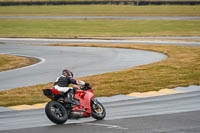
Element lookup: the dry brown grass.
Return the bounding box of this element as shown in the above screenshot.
[0,44,200,106]
[0,54,38,72]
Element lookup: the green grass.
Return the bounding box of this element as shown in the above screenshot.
[0,44,199,106]
[0,5,200,16]
[0,19,200,37]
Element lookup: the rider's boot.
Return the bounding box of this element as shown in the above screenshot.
[65,92,80,106]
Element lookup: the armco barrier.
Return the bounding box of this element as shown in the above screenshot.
[0,1,200,6]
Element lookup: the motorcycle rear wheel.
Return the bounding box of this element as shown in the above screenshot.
[45,101,68,124]
[91,100,106,120]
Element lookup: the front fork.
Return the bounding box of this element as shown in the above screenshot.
[91,99,100,110]
[91,99,98,105]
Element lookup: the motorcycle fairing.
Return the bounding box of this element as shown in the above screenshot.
[73,89,94,114]
[43,88,63,100]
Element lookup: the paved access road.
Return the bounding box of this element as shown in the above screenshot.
[1,16,200,20]
[1,37,200,46]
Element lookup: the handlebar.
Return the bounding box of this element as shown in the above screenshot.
[80,85,91,90]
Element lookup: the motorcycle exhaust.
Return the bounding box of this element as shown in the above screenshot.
[69,111,83,119]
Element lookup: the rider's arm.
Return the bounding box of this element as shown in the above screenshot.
[68,77,89,86]
[76,80,90,86]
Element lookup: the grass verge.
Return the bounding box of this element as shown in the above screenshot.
[0,44,199,106]
[0,19,200,37]
[0,5,200,16]
[0,54,38,72]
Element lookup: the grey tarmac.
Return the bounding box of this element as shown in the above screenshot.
[1,111,200,133]
[0,38,167,90]
[0,91,200,132]
[0,16,200,20]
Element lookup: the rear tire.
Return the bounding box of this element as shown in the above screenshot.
[45,101,68,124]
[91,99,106,120]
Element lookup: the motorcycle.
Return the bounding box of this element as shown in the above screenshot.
[43,85,106,124]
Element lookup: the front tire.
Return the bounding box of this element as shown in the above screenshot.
[91,99,106,120]
[45,101,68,124]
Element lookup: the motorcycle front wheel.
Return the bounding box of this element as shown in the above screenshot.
[45,101,68,124]
[91,99,106,120]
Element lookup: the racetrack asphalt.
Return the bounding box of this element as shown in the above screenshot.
[1,37,200,90]
[0,91,200,132]
[0,37,200,132]
[0,38,167,90]
[1,111,200,133]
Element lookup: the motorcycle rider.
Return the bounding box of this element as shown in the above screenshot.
[53,69,89,105]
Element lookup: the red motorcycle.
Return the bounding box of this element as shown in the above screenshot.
[43,85,106,124]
